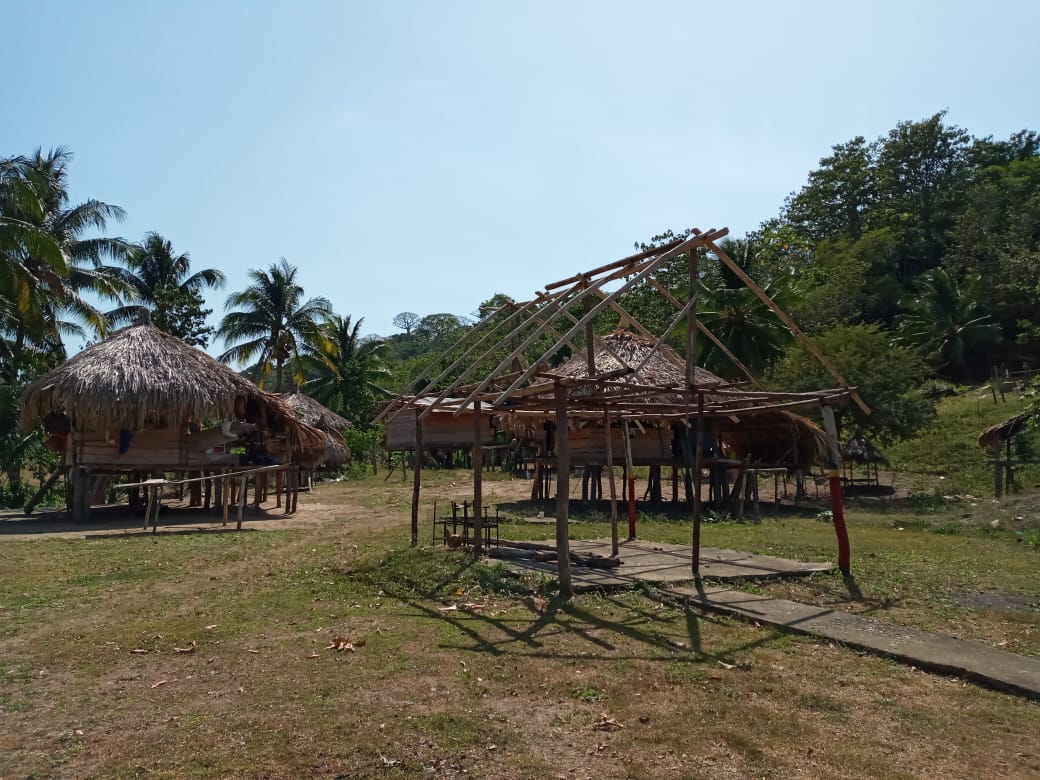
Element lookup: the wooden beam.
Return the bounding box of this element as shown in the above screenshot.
[411,408,422,547]
[485,229,728,409]
[706,239,870,415]
[543,236,685,290]
[645,275,764,389]
[472,400,483,557]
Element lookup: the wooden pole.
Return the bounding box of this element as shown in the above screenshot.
[623,421,636,539]
[221,475,230,526]
[237,475,246,530]
[604,410,619,557]
[143,481,153,532]
[692,396,704,579]
[554,383,573,599]
[707,238,869,415]
[411,409,422,546]
[821,405,851,574]
[472,401,484,556]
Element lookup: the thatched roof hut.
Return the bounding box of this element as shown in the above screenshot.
[841,437,890,466]
[19,322,326,461]
[22,323,270,432]
[279,391,352,468]
[279,390,352,433]
[978,414,1032,450]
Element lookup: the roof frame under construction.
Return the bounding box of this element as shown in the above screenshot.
[383,226,864,596]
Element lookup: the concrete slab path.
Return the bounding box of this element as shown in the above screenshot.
[496,538,831,590]
[668,585,1040,700]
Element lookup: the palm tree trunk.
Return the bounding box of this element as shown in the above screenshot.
[276,359,283,393]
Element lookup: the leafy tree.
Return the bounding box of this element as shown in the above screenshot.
[108,231,224,328]
[392,311,420,334]
[150,284,215,347]
[768,324,936,444]
[785,136,876,241]
[872,112,971,274]
[895,268,1001,378]
[217,258,331,391]
[0,147,129,381]
[302,314,390,427]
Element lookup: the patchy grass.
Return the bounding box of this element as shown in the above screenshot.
[2,479,1040,778]
[887,389,1034,496]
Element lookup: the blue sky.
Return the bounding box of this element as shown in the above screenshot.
[2,1,1037,349]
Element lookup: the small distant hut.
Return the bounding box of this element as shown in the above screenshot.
[19,322,325,519]
[978,413,1034,497]
[279,390,352,469]
[840,438,890,488]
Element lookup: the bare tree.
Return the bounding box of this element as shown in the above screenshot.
[392,311,420,334]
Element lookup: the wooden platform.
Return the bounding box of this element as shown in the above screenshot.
[493,538,831,591]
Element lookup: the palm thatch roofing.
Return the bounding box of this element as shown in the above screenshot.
[549,329,725,398]
[978,414,1033,449]
[19,323,327,456]
[841,437,890,465]
[279,390,352,432]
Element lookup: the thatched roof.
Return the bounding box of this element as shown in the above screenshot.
[841,437,890,466]
[279,390,352,432]
[549,330,724,391]
[19,323,270,432]
[978,414,1033,449]
[323,431,352,468]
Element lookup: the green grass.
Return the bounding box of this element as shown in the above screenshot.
[887,389,1033,496]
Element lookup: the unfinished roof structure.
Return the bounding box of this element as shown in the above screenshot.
[383,227,863,594]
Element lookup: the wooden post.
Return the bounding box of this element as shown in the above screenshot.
[992,445,1003,497]
[221,475,230,526]
[821,405,851,574]
[472,401,484,556]
[237,475,247,530]
[554,383,573,600]
[623,421,636,539]
[411,409,422,547]
[692,396,704,579]
[143,480,153,532]
[150,485,161,534]
[604,410,619,557]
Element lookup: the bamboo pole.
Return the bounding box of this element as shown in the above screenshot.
[554,383,573,599]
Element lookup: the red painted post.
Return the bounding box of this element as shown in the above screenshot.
[821,406,851,574]
[827,468,851,574]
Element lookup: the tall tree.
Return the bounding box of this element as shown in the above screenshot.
[217,258,331,391]
[0,147,129,382]
[108,231,225,328]
[785,136,876,242]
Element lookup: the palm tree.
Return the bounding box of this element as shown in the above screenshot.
[217,258,331,391]
[0,147,130,381]
[108,232,225,325]
[301,314,390,424]
[696,237,796,379]
[896,268,1000,377]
